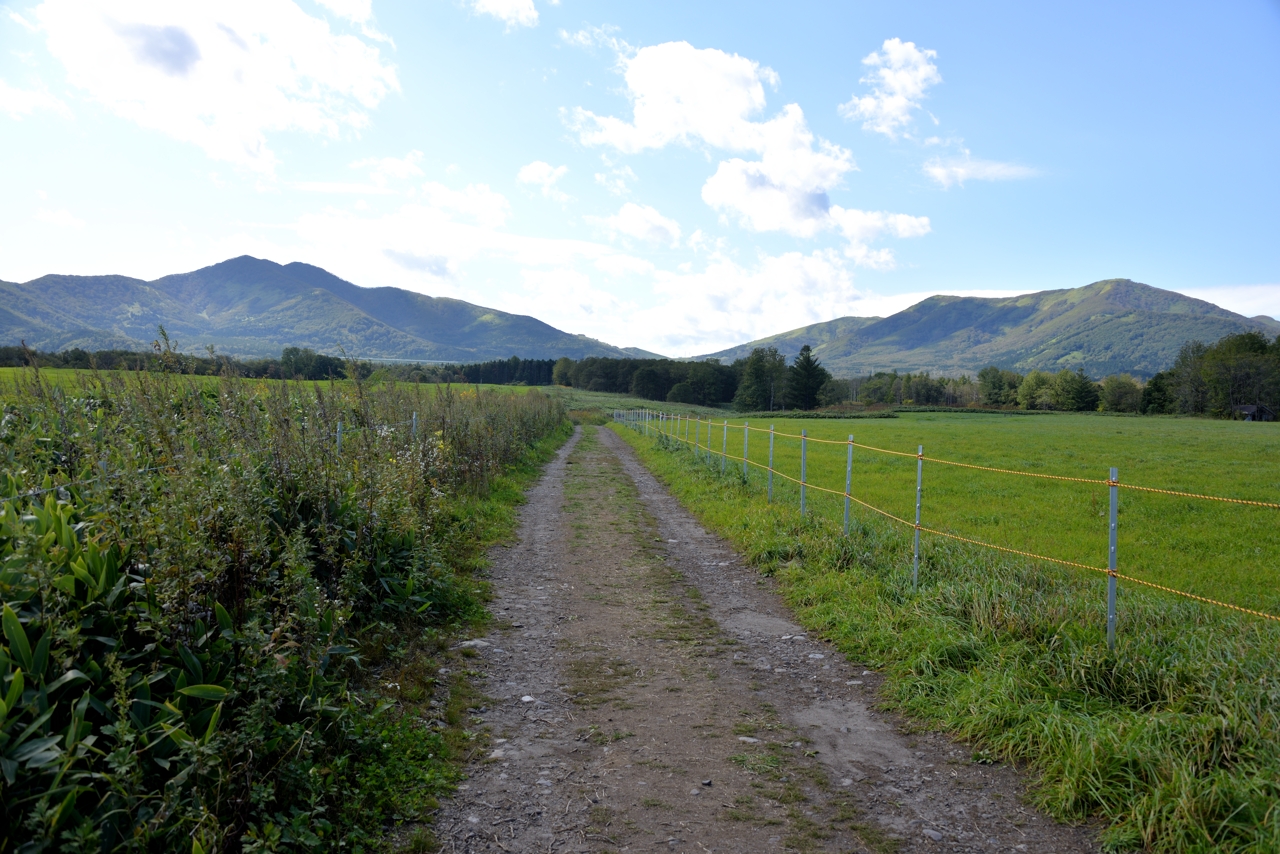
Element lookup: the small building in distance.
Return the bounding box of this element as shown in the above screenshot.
[1232,404,1276,422]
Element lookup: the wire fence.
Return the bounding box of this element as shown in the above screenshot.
[615,408,1280,642]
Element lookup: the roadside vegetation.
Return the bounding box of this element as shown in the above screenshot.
[614,418,1280,852]
[0,362,566,852]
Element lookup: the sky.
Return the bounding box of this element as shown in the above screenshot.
[2,0,1278,357]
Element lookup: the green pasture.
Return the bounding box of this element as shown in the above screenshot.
[647,410,1280,617]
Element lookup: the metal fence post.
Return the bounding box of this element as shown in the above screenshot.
[844,435,853,535]
[412,411,417,440]
[721,420,727,474]
[742,422,749,478]
[913,444,923,591]
[1108,466,1119,651]
[768,425,775,503]
[337,421,343,453]
[800,430,808,517]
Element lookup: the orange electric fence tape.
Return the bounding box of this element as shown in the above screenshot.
[730,420,1280,508]
[645,416,1280,624]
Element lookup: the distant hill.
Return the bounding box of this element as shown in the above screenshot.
[698,279,1280,377]
[0,256,648,362]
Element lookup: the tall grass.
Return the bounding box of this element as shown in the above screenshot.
[0,367,564,852]
[616,423,1280,853]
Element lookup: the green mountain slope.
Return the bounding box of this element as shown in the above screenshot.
[0,256,645,361]
[700,279,1280,377]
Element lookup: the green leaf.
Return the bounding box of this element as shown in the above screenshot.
[31,631,49,679]
[4,669,23,711]
[44,669,88,695]
[12,734,61,762]
[214,603,233,635]
[178,645,203,683]
[193,838,206,854]
[178,684,227,701]
[202,702,222,745]
[2,605,31,672]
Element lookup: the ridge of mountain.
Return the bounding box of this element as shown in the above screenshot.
[698,279,1280,378]
[0,256,645,362]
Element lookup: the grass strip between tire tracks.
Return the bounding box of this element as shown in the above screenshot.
[612,423,1280,854]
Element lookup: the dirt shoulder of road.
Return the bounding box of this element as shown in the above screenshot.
[428,426,1097,854]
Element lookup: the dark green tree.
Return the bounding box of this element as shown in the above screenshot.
[977,365,1022,406]
[1170,341,1209,413]
[785,345,830,410]
[1140,371,1174,413]
[551,357,573,386]
[1099,374,1142,412]
[1051,368,1101,411]
[1203,332,1274,416]
[630,366,670,401]
[732,346,787,411]
[666,382,698,404]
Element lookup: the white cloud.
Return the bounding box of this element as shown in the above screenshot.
[35,207,84,227]
[293,180,397,194]
[559,24,626,53]
[593,253,654,277]
[588,202,681,248]
[350,150,425,185]
[470,0,537,29]
[517,160,569,201]
[419,182,511,229]
[569,41,873,241]
[0,78,71,119]
[35,0,399,174]
[700,104,854,237]
[923,153,1038,188]
[839,38,940,139]
[1176,285,1280,321]
[7,10,37,29]
[314,0,371,23]
[643,249,863,354]
[829,207,931,269]
[383,249,452,278]
[594,165,637,196]
[509,269,638,328]
[568,41,775,153]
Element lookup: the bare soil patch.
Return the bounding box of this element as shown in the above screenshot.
[431,426,1096,853]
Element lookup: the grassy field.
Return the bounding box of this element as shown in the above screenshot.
[638,410,1280,618]
[613,419,1280,852]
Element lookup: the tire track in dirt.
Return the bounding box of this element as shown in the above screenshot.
[432,426,1096,853]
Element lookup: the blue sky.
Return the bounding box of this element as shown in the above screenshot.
[2,0,1278,356]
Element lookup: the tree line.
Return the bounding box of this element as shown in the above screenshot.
[7,328,1275,417]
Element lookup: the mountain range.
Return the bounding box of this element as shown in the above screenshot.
[699,279,1280,378]
[0,256,654,362]
[3,257,1275,377]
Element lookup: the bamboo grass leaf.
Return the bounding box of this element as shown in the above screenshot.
[2,605,32,672]
[177,684,227,701]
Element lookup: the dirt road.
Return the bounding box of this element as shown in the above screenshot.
[432,426,1096,853]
